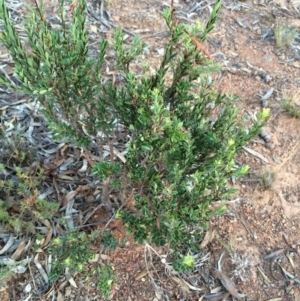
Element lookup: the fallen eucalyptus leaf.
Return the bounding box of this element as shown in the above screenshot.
[0,234,14,255]
[211,269,245,300]
[34,253,49,284]
[11,240,26,260]
[65,268,78,288]
[200,224,215,249]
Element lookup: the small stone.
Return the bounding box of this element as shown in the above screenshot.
[156,48,165,56]
[255,76,261,81]
[265,142,275,149]
[265,75,272,83]
[259,131,271,142]
[265,56,272,62]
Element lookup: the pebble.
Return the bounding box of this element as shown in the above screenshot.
[255,75,261,81]
[265,56,272,62]
[265,142,275,149]
[259,131,271,142]
[264,75,272,83]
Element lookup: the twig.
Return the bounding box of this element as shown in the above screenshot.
[242,146,269,163]
[82,203,105,225]
[238,215,256,239]
[28,262,38,293]
[87,8,135,36]
[0,65,15,86]
[99,0,104,19]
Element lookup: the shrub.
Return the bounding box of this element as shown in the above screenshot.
[0,0,268,266]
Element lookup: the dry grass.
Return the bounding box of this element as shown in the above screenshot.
[260,170,276,190]
[281,99,300,119]
[274,23,297,49]
[281,89,300,119]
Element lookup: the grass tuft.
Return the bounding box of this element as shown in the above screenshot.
[274,23,297,49]
[260,171,276,190]
[281,98,300,119]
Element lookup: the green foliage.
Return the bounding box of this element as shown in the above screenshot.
[94,264,114,298]
[172,255,195,272]
[183,255,195,268]
[0,0,268,268]
[48,231,94,282]
[92,162,122,180]
[0,0,112,146]
[101,232,119,250]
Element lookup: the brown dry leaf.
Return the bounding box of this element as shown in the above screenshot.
[56,289,64,301]
[78,159,88,172]
[295,292,300,301]
[109,219,124,229]
[53,158,65,167]
[34,253,48,284]
[23,191,39,207]
[0,287,9,301]
[125,194,135,208]
[135,270,148,280]
[60,144,69,155]
[111,226,126,239]
[76,185,90,192]
[211,269,245,300]
[32,211,52,228]
[171,276,190,294]
[11,240,26,260]
[200,223,215,249]
[61,190,78,206]
[90,254,111,262]
[109,219,126,239]
[58,280,68,291]
[65,269,78,288]
[42,228,53,248]
[57,174,75,181]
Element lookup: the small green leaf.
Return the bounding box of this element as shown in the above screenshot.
[183,255,195,268]
[39,89,48,95]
